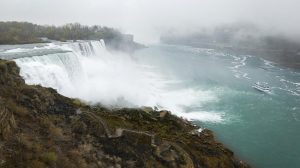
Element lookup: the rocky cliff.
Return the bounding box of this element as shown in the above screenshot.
[0,59,250,168]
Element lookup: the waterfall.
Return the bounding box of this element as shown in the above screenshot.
[8,40,219,122]
[13,41,108,97]
[12,40,165,106]
[66,40,106,57]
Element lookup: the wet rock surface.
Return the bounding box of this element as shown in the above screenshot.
[0,59,250,168]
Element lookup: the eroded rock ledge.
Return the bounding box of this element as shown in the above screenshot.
[0,59,250,168]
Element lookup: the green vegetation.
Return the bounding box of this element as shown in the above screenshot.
[41,152,57,165]
[0,21,120,43]
[0,21,144,52]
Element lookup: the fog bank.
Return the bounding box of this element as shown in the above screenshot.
[0,0,300,43]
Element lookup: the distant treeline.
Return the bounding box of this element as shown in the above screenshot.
[0,21,144,52]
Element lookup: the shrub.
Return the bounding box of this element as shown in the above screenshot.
[49,126,64,140]
[4,99,28,117]
[17,134,32,149]
[41,152,57,165]
[73,98,86,107]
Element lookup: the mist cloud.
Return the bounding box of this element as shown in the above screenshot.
[0,0,299,43]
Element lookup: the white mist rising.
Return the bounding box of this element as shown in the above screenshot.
[12,40,222,122]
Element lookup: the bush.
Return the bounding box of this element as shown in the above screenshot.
[73,99,86,107]
[41,152,57,164]
[4,99,28,117]
[49,125,64,140]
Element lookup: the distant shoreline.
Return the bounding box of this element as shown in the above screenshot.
[0,21,145,53]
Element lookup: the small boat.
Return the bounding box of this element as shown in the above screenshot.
[252,82,271,94]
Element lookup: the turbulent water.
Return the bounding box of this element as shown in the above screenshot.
[0,41,300,168]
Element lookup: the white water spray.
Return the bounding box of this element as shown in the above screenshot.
[11,40,222,122]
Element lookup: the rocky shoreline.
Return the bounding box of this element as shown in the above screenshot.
[0,59,250,168]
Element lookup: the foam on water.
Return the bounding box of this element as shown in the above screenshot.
[229,55,252,79]
[263,59,276,68]
[4,48,31,53]
[280,78,300,86]
[177,111,225,122]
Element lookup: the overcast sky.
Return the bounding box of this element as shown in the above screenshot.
[0,0,299,43]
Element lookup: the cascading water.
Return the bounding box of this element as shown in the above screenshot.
[5,40,220,122]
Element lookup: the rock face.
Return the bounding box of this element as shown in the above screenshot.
[0,59,250,168]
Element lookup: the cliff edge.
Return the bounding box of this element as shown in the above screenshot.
[0,59,250,168]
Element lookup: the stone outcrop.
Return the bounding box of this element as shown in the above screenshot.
[0,59,250,168]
